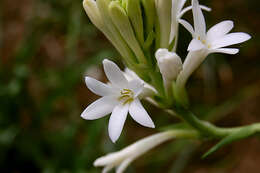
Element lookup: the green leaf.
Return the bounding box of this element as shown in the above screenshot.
[202,126,255,158]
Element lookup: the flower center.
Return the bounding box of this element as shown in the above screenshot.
[118,89,134,105]
[198,36,211,49]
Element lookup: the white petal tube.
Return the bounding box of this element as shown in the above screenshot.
[94,129,199,173]
[176,50,208,89]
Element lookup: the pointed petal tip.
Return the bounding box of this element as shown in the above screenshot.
[244,33,252,41]
[144,120,155,128]
[109,132,119,143]
[93,158,105,167]
[80,110,96,120]
[111,138,117,143]
[80,112,90,120]
[149,123,155,128]
[103,58,111,65]
[84,76,92,84]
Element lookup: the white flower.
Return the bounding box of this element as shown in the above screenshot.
[174,0,252,93]
[155,48,183,81]
[123,68,157,98]
[170,0,211,47]
[81,59,155,143]
[94,130,191,173]
[155,0,210,49]
[179,0,251,54]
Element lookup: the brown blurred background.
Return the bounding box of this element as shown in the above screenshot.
[0,0,260,172]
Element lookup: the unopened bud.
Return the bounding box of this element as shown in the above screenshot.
[155,48,182,81]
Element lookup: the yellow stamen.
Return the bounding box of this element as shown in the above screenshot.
[118,88,134,105]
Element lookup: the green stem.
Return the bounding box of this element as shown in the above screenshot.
[174,107,260,138]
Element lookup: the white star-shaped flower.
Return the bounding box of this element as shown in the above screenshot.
[179,0,251,54]
[81,59,155,143]
[170,0,211,45]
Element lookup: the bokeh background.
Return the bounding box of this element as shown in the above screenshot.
[1,0,260,172]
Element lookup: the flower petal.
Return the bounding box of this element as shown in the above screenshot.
[207,20,234,42]
[102,165,114,173]
[85,77,113,96]
[179,19,194,36]
[116,157,134,173]
[81,96,117,120]
[128,79,144,97]
[210,48,239,55]
[103,59,128,87]
[188,38,205,51]
[192,0,206,37]
[108,104,129,143]
[211,32,251,49]
[178,5,211,19]
[129,99,155,128]
[179,0,188,11]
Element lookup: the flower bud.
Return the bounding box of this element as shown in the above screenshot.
[155,0,172,48]
[109,1,146,64]
[155,48,183,81]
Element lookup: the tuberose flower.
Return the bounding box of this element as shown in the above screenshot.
[179,0,251,54]
[175,0,251,97]
[170,0,211,49]
[81,59,155,143]
[155,0,211,49]
[123,68,157,98]
[94,130,198,173]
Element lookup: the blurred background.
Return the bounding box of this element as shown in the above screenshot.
[0,0,260,172]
